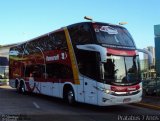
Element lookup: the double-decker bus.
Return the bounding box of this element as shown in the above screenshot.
[9,22,142,106]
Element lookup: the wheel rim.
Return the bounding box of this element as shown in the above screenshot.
[67,91,74,104]
[21,85,25,93]
[20,83,25,93]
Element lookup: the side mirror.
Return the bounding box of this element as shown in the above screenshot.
[76,44,107,62]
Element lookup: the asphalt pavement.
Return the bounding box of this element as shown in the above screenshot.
[132,95,160,110]
[1,84,160,110]
[0,85,160,121]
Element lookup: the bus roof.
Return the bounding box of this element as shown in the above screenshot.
[12,21,125,47]
[67,21,125,28]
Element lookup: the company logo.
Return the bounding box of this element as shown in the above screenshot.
[46,54,59,61]
[111,84,140,92]
[46,52,67,62]
[127,87,136,91]
[111,86,127,92]
[100,26,118,34]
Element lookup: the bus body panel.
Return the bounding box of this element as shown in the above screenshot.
[83,76,98,105]
[76,76,85,103]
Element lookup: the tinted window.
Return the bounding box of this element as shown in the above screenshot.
[46,63,73,79]
[24,38,48,55]
[93,23,135,48]
[49,31,68,50]
[68,23,93,45]
[34,36,50,51]
[25,65,45,78]
[24,42,35,55]
[10,44,26,57]
[24,31,68,55]
[76,50,100,80]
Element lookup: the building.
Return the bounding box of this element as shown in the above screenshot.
[154,25,160,77]
[0,44,17,84]
[143,46,155,69]
[141,46,156,79]
[143,46,155,64]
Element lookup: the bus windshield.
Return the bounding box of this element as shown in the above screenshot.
[100,54,141,85]
[93,23,135,49]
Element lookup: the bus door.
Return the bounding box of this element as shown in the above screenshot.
[76,50,99,105]
[77,76,85,103]
[83,76,98,105]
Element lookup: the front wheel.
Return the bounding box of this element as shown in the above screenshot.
[66,89,75,105]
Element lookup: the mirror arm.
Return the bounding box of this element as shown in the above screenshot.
[137,48,153,67]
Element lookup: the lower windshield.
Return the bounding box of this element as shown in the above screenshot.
[101,54,140,85]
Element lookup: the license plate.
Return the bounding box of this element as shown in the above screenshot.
[123,98,131,103]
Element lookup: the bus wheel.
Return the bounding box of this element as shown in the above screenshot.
[15,80,19,92]
[19,82,26,94]
[67,89,75,105]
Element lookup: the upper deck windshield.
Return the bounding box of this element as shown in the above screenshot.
[93,23,135,49]
[101,54,141,85]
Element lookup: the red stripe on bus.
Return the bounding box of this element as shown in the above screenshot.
[24,77,74,83]
[107,48,136,56]
[111,84,140,92]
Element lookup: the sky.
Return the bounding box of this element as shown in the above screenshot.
[0,0,160,50]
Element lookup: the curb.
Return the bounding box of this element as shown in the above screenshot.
[0,85,12,89]
[131,102,160,110]
[0,83,7,86]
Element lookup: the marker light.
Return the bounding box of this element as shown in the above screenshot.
[84,16,93,21]
[119,22,128,25]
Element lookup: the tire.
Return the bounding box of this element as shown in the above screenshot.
[19,82,26,94]
[15,80,19,92]
[66,88,75,105]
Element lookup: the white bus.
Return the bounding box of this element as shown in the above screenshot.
[9,22,142,106]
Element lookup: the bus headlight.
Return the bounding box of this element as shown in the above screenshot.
[105,89,115,94]
[95,86,114,94]
[105,89,110,94]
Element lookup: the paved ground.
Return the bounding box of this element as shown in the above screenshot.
[132,95,160,110]
[0,85,160,121]
[142,96,160,106]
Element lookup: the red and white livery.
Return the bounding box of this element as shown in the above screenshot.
[9,22,142,106]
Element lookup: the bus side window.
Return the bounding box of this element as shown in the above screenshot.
[25,65,33,77]
[46,63,73,79]
[25,65,44,78]
[68,23,93,46]
[49,31,68,50]
[76,50,100,80]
